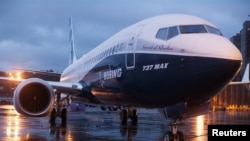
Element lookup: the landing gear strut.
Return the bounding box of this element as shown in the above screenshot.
[120,105,138,125]
[49,92,67,127]
[165,117,185,141]
[161,106,185,140]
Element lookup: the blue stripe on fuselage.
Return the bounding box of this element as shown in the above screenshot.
[83,53,241,108]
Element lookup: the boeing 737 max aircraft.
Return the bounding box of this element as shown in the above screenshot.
[0,14,245,128]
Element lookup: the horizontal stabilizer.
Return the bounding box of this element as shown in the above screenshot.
[229,63,250,89]
[242,63,250,90]
[242,63,249,83]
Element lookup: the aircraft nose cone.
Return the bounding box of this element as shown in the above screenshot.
[170,34,242,104]
[211,35,242,61]
[189,34,243,80]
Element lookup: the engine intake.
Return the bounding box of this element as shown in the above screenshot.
[14,78,55,117]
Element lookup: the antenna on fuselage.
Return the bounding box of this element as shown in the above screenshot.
[68,16,77,65]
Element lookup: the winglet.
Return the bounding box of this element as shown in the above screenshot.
[69,16,77,65]
[242,63,249,83]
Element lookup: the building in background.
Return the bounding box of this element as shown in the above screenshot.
[211,20,250,110]
[230,20,250,81]
[0,70,60,97]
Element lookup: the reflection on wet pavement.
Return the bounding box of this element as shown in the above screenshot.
[0,105,249,141]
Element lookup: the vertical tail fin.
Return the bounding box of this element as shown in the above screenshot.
[69,16,77,65]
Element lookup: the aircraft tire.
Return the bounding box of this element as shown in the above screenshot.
[49,108,57,126]
[131,109,138,125]
[165,131,174,141]
[176,131,184,141]
[120,109,127,124]
[61,108,67,127]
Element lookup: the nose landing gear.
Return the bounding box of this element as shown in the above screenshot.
[164,117,185,141]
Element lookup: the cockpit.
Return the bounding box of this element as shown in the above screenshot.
[156,24,223,41]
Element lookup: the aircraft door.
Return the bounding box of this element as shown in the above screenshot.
[125,25,144,70]
[125,35,136,69]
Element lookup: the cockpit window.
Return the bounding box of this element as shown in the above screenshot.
[156,28,168,40]
[155,26,179,40]
[205,25,223,36]
[179,25,207,34]
[156,24,223,41]
[167,26,179,40]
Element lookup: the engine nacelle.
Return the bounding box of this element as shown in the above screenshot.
[13,78,55,117]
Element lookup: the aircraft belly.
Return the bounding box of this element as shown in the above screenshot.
[84,53,241,108]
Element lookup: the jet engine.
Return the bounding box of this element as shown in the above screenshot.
[13,78,55,117]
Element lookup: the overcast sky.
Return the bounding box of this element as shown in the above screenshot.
[0,0,249,72]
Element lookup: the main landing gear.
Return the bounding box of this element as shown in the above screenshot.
[120,105,138,125]
[49,92,67,127]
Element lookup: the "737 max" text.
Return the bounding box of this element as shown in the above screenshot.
[142,63,169,71]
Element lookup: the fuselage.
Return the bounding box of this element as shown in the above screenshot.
[60,14,242,108]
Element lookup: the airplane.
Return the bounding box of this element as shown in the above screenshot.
[0,13,244,135]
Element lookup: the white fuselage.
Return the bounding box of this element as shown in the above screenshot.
[60,14,242,107]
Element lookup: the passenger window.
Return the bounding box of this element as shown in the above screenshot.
[167,26,179,40]
[156,28,168,40]
[119,43,124,52]
[112,46,115,54]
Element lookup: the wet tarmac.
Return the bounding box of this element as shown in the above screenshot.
[0,105,250,141]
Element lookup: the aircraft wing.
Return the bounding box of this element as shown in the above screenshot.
[49,81,83,95]
[229,81,250,85]
[12,68,61,77]
[0,76,80,91]
[0,76,97,102]
[0,77,20,82]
